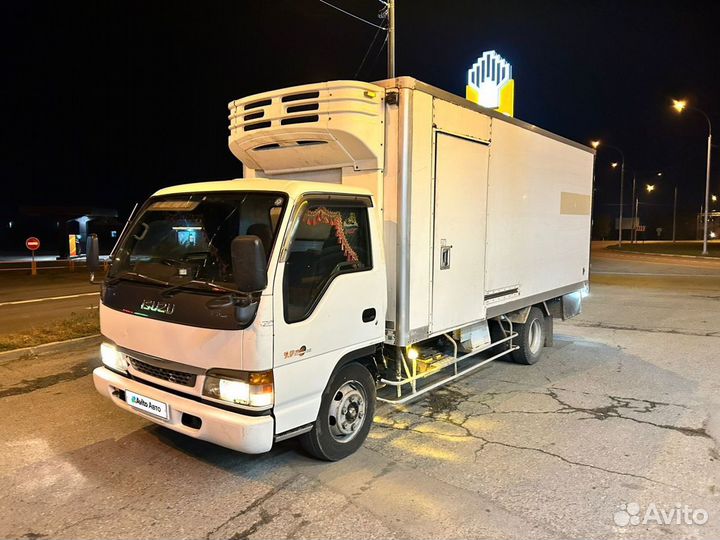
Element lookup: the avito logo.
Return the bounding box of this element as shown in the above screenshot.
[614,502,709,527]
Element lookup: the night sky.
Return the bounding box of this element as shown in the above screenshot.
[4,0,719,227]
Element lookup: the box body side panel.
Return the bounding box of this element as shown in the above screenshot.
[484,119,593,309]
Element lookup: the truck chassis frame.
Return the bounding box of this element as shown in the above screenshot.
[378,317,519,404]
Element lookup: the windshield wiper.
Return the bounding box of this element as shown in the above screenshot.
[160,279,197,298]
[108,271,171,287]
[159,279,254,299]
[110,271,257,301]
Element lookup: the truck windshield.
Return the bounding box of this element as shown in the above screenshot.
[109,192,286,288]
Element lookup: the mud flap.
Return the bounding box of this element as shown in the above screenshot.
[544,315,554,347]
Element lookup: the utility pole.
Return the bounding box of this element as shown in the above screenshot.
[672,185,678,243]
[387,0,395,78]
[618,160,625,246]
[630,173,637,243]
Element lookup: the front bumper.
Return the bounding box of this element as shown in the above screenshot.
[93,366,274,454]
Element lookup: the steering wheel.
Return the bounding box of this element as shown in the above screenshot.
[161,251,210,266]
[182,251,211,261]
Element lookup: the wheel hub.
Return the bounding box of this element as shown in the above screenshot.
[328,381,366,443]
[528,318,543,354]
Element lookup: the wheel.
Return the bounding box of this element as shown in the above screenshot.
[300,362,376,461]
[511,307,545,365]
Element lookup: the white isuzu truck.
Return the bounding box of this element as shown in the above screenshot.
[91,77,594,460]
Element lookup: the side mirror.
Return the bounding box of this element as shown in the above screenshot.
[231,235,267,292]
[86,234,100,281]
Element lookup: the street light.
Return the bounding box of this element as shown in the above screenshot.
[589,142,600,238]
[592,140,626,246]
[636,183,660,242]
[673,184,679,243]
[590,140,625,247]
[673,98,713,255]
[630,170,662,243]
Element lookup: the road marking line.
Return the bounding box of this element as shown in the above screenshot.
[0,266,86,272]
[593,271,720,277]
[593,253,720,269]
[0,292,100,306]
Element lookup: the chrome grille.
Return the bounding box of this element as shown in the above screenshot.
[128,356,196,387]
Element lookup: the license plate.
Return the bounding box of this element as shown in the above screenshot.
[125,390,169,420]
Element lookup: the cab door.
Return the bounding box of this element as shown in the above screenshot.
[271,195,386,433]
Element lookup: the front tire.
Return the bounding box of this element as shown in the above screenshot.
[511,307,545,365]
[300,362,376,461]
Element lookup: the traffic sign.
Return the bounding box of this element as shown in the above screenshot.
[25,237,40,276]
[26,237,40,251]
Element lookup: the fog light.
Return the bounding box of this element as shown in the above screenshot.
[100,342,128,373]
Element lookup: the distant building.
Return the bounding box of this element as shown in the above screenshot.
[697,210,720,240]
[0,206,121,258]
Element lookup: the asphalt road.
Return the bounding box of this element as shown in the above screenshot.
[1,248,719,539]
[0,271,100,335]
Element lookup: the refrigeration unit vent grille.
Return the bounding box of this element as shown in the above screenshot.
[228,80,385,172]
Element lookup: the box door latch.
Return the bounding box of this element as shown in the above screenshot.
[440,240,453,270]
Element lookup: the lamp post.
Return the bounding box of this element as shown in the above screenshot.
[673,185,678,242]
[592,140,626,246]
[636,183,657,242]
[673,99,713,255]
[630,171,662,243]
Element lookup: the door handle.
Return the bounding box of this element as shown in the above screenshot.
[440,244,453,270]
[362,308,376,323]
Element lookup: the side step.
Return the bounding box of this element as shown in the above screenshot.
[378,324,518,405]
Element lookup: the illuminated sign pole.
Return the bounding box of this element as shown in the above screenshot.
[466,50,515,117]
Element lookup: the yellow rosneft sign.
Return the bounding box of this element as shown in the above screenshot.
[466,50,514,117]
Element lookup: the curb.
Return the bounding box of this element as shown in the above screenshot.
[606,248,719,261]
[0,334,101,364]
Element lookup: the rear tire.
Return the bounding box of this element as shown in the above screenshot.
[511,307,545,365]
[300,362,376,461]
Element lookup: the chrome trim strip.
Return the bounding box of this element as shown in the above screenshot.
[395,87,413,346]
[274,423,313,442]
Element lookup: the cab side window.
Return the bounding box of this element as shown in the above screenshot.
[284,203,371,323]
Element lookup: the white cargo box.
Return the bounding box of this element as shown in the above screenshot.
[228,77,594,347]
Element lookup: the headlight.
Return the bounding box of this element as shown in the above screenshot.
[100,341,128,373]
[203,369,273,409]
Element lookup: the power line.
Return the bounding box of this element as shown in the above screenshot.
[354,14,387,78]
[318,0,388,30]
[366,33,389,76]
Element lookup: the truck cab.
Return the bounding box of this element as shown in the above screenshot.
[94,180,387,459]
